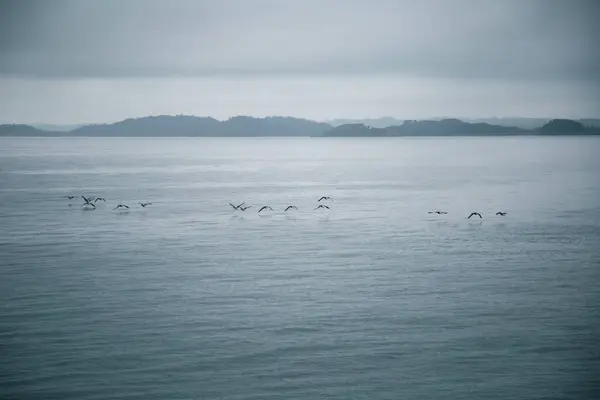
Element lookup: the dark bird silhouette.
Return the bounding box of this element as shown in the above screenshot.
[239,205,252,211]
[496,212,507,216]
[113,204,129,210]
[468,212,482,219]
[285,205,298,211]
[428,211,448,215]
[229,202,245,210]
[314,204,330,210]
[95,197,106,203]
[258,206,273,213]
[318,196,332,202]
[139,202,152,208]
[64,196,77,200]
[81,202,95,209]
[81,195,94,204]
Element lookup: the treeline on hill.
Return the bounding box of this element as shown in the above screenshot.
[1,115,598,137]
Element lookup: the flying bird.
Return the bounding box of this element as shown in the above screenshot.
[428,211,448,215]
[314,205,330,210]
[284,205,298,211]
[239,205,252,211]
[468,212,483,219]
[81,195,94,205]
[64,196,77,200]
[139,202,152,208]
[95,197,106,203]
[258,206,273,213]
[113,204,129,210]
[81,202,96,209]
[318,196,332,202]
[496,212,507,216]
[229,202,245,210]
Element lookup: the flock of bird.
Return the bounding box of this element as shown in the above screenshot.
[66,195,152,210]
[229,196,332,213]
[429,210,507,219]
[64,195,332,213]
[66,195,506,219]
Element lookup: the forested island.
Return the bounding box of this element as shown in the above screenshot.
[0,115,598,137]
[321,118,600,136]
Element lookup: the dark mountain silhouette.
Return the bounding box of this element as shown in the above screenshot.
[579,119,600,127]
[391,119,526,136]
[72,115,221,136]
[0,124,56,136]
[320,123,385,136]
[325,117,407,128]
[32,123,85,131]
[537,119,588,134]
[321,118,526,137]
[220,116,331,136]
[325,117,599,129]
[1,115,599,137]
[464,117,550,129]
[70,115,330,137]
[0,115,332,137]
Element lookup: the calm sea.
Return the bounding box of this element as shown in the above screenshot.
[1,137,599,399]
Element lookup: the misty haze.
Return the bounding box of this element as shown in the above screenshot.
[1,1,599,399]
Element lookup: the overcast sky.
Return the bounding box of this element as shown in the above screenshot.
[0,0,598,124]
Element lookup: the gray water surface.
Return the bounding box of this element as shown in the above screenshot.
[1,137,599,399]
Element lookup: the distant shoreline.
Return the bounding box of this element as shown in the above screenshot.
[4,134,599,137]
[1,115,599,137]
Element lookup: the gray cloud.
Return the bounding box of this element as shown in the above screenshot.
[1,0,598,81]
[1,0,598,124]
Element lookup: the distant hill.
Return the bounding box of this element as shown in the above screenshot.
[0,115,332,137]
[390,119,526,136]
[579,119,600,128]
[321,119,526,137]
[325,117,551,129]
[463,117,550,129]
[2,115,599,137]
[32,123,85,131]
[473,117,600,129]
[320,123,386,136]
[325,117,407,128]
[71,115,222,137]
[536,119,600,135]
[220,116,331,137]
[325,117,600,130]
[0,124,59,136]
